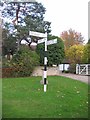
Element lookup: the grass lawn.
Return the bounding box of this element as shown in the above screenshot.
[2,76,88,118]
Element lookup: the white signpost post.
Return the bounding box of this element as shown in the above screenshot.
[29,31,57,92]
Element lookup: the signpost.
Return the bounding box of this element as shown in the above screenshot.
[29,31,57,92]
[29,31,47,38]
[37,38,45,44]
[47,39,57,45]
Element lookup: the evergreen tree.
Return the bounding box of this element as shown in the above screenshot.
[1,1,51,55]
[36,35,65,66]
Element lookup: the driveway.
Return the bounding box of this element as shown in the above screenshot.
[59,73,89,84]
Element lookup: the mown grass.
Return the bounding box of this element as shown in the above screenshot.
[2,76,88,118]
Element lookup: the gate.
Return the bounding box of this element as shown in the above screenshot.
[76,64,90,75]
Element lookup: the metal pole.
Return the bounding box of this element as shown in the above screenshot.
[44,32,47,92]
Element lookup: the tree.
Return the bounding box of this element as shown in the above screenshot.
[36,35,65,66]
[1,1,51,54]
[1,2,45,25]
[66,45,84,64]
[2,28,17,55]
[1,2,51,34]
[60,28,85,50]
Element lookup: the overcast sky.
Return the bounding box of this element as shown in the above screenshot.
[37,0,89,43]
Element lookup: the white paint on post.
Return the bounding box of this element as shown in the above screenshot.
[44,71,47,78]
[44,57,47,65]
[45,39,47,51]
[44,84,47,92]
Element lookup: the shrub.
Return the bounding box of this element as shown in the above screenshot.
[2,45,40,77]
[2,57,15,78]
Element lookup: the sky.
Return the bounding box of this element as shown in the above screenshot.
[37,0,89,43]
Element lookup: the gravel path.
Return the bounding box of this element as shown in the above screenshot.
[59,73,89,84]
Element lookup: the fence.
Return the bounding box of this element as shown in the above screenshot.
[76,64,90,75]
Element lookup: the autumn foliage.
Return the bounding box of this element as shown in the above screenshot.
[60,28,84,50]
[66,45,84,64]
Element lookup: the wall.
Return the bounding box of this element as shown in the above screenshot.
[31,66,61,76]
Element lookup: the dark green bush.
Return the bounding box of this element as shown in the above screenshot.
[36,35,65,66]
[2,45,39,77]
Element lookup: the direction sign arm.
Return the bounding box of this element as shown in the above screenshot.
[29,31,47,38]
[47,38,57,45]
